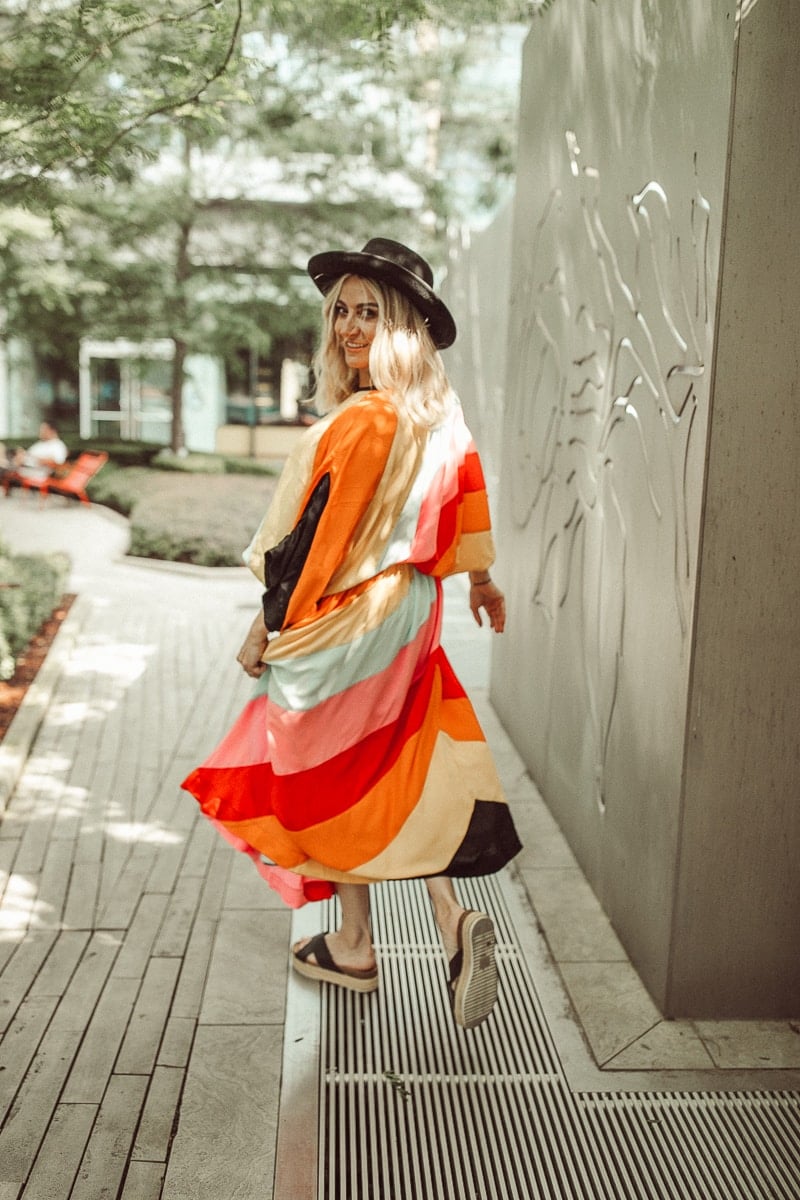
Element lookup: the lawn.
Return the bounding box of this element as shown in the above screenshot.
[87,461,278,567]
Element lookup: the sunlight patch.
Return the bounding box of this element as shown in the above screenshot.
[66,640,156,685]
[106,821,184,847]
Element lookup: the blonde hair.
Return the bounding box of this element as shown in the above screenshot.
[311,275,455,429]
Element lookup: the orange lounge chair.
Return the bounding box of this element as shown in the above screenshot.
[2,456,66,497]
[37,451,108,504]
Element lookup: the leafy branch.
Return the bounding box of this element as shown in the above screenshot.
[0,4,223,141]
[0,1,244,199]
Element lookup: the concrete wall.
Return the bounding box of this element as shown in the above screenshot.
[440,204,514,503]
[492,0,800,1016]
[215,423,306,461]
[672,1,800,1016]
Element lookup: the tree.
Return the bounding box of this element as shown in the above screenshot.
[0,1,245,209]
[1,1,528,207]
[1,1,529,449]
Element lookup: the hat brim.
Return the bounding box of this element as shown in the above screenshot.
[307,249,456,350]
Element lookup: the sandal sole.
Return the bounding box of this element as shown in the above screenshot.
[452,912,497,1029]
[291,951,379,993]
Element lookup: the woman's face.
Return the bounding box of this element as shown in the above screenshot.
[333,276,379,387]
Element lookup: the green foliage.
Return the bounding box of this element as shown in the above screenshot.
[2,0,528,450]
[1,0,527,207]
[268,0,529,47]
[0,1,246,205]
[127,525,239,568]
[151,451,227,475]
[222,456,279,477]
[152,450,278,476]
[64,438,164,466]
[72,461,274,565]
[0,543,70,681]
[84,463,149,516]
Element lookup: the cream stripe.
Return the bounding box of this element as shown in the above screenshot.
[242,411,335,582]
[288,733,506,885]
[264,563,413,662]
[357,734,506,879]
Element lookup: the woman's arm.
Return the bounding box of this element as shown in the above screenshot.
[468,570,506,633]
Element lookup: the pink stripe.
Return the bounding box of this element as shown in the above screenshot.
[267,594,442,775]
[409,414,478,562]
[201,696,269,769]
[410,452,461,562]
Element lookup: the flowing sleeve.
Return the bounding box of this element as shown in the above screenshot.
[410,404,496,577]
[263,397,401,632]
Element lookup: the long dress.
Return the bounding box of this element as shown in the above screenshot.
[181,389,521,906]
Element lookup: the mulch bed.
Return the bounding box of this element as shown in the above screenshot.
[0,595,76,743]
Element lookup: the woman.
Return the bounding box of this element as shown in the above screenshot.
[182,238,521,1029]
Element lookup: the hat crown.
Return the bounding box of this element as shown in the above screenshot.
[359,238,434,289]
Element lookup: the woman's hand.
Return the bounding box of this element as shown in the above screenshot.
[237,611,269,677]
[469,577,506,633]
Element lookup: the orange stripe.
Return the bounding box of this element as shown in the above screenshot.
[291,701,490,873]
[224,813,307,869]
[215,675,451,872]
[461,488,491,531]
[283,399,398,628]
[439,694,486,742]
[218,704,438,873]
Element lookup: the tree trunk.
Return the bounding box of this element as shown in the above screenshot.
[170,336,187,454]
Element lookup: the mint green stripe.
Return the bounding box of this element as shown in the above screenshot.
[268,573,436,712]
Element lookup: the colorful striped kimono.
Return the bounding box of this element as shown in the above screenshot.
[182,389,521,906]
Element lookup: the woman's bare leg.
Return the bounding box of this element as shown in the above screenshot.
[427,876,498,1028]
[425,876,469,961]
[292,883,376,972]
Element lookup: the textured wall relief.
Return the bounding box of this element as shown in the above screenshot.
[507,132,711,808]
[737,0,762,28]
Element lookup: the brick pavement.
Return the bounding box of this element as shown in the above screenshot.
[0,503,292,1199]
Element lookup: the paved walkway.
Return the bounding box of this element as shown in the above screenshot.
[0,497,798,1200]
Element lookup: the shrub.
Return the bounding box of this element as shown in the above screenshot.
[152,450,278,478]
[64,438,163,467]
[128,526,242,568]
[0,542,70,681]
[85,463,153,516]
[151,451,226,475]
[223,457,278,477]
[49,458,277,569]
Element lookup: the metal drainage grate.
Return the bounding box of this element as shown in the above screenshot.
[276,873,800,1200]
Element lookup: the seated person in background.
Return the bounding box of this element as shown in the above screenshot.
[4,421,68,484]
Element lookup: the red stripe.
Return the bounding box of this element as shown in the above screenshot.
[461,446,487,492]
[183,762,276,820]
[415,491,461,573]
[274,646,449,831]
[183,646,470,835]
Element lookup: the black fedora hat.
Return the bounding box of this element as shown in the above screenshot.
[307,237,457,349]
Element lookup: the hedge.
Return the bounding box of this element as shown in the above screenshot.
[0,541,70,681]
[64,437,163,467]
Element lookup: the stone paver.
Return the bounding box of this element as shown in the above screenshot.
[1,500,275,1198]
